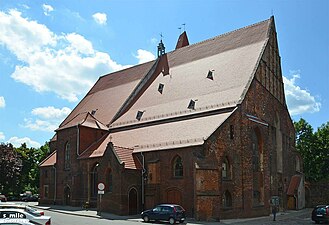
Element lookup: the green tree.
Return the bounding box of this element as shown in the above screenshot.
[0,143,22,194]
[15,142,49,195]
[314,122,329,178]
[294,119,329,181]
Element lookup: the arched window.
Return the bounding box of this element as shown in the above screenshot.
[90,163,99,198]
[252,128,264,206]
[173,156,183,177]
[222,190,232,208]
[64,142,70,170]
[106,168,113,192]
[222,157,230,179]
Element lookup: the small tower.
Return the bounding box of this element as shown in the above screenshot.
[157,39,166,57]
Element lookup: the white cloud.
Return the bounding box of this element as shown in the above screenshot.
[0,9,126,102]
[283,71,321,116]
[24,106,71,132]
[0,132,5,141]
[7,136,41,148]
[0,96,5,108]
[42,4,53,16]
[92,12,107,25]
[135,49,155,64]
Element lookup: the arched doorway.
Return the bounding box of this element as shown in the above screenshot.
[166,188,182,205]
[128,188,138,215]
[64,186,71,205]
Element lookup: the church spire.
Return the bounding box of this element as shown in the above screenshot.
[157,34,166,57]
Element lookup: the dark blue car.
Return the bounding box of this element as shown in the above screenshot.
[312,204,329,224]
[141,204,186,224]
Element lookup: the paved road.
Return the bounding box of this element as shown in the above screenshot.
[43,208,315,225]
[15,202,315,225]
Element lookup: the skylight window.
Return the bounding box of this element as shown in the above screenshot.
[136,110,144,121]
[207,70,214,80]
[158,83,164,94]
[188,100,196,110]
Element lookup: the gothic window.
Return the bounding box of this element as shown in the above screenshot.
[64,142,70,170]
[43,185,49,199]
[252,128,265,206]
[230,125,234,140]
[90,163,99,198]
[222,157,230,179]
[222,190,232,208]
[252,132,259,172]
[173,156,183,177]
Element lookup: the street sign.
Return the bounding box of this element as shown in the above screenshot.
[98,182,105,191]
[98,190,104,195]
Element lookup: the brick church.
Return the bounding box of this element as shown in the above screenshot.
[39,16,305,220]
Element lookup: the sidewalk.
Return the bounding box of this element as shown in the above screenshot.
[30,203,311,224]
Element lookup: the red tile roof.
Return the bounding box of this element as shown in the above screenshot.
[114,146,142,170]
[54,17,274,163]
[39,151,57,167]
[287,175,302,196]
[78,134,141,170]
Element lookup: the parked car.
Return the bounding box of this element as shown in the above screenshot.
[20,194,38,202]
[0,203,45,216]
[0,218,35,225]
[312,204,329,224]
[0,208,50,225]
[0,195,7,202]
[141,204,186,224]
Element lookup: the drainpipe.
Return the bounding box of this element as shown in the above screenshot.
[141,152,146,211]
[53,165,57,204]
[76,124,80,156]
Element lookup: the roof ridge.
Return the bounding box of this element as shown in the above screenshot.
[168,17,271,54]
[99,60,155,79]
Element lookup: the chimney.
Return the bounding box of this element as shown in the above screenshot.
[175,31,189,50]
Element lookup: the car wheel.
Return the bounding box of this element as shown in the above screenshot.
[169,217,175,224]
[179,219,186,224]
[143,215,149,223]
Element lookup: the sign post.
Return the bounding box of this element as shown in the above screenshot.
[97,182,105,216]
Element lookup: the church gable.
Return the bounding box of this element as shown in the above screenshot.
[254,16,285,105]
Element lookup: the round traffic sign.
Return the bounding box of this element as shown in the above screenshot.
[98,182,105,191]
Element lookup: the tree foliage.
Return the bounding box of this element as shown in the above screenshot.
[0,142,49,195]
[294,119,329,181]
[0,143,22,194]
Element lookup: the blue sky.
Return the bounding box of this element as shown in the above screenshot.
[0,0,328,148]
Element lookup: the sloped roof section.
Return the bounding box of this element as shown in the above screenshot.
[111,20,270,127]
[58,61,155,130]
[78,134,109,159]
[78,134,142,170]
[39,150,57,167]
[287,175,302,196]
[114,146,142,170]
[58,112,108,131]
[111,109,235,152]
